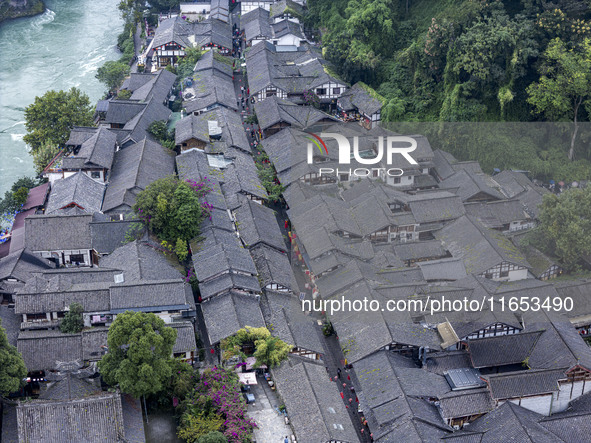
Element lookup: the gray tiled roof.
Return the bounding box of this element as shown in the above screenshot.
[272,356,360,443]
[394,241,447,262]
[492,170,536,198]
[246,42,345,97]
[261,290,324,353]
[241,7,272,42]
[254,96,336,131]
[354,350,452,441]
[16,393,126,443]
[485,368,565,400]
[25,213,93,252]
[271,18,304,40]
[15,279,111,314]
[101,138,176,213]
[99,240,183,281]
[0,305,20,346]
[0,249,55,283]
[467,330,543,368]
[269,0,304,18]
[103,100,146,125]
[176,108,250,152]
[193,241,257,281]
[170,321,197,354]
[151,16,232,52]
[251,244,295,290]
[464,199,529,228]
[82,327,109,361]
[539,396,591,442]
[434,215,530,275]
[90,219,138,254]
[201,291,265,343]
[184,71,238,114]
[121,100,172,147]
[62,126,117,170]
[198,272,261,299]
[38,376,100,401]
[45,172,106,215]
[193,50,233,77]
[466,401,564,443]
[110,280,192,311]
[523,310,591,371]
[441,169,504,202]
[17,329,83,372]
[438,388,494,420]
[418,258,467,282]
[234,198,285,251]
[338,82,382,116]
[127,69,176,104]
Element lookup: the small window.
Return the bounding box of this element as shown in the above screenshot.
[394,177,401,184]
[406,233,413,239]
[316,88,327,95]
[500,270,509,278]
[333,87,341,95]
[69,254,84,265]
[90,171,101,179]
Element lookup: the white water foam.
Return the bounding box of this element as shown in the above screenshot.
[31,9,56,29]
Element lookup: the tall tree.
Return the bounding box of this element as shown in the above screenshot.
[527,38,591,160]
[32,141,61,174]
[537,187,591,271]
[0,319,27,397]
[59,303,84,334]
[23,88,94,152]
[96,61,131,92]
[98,311,177,397]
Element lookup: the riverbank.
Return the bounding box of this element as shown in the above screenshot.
[0,0,45,24]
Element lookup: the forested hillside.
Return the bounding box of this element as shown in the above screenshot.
[306,0,591,180]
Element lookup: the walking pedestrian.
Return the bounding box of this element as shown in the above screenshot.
[284,436,289,443]
[337,368,342,379]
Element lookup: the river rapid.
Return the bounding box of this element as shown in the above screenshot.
[0,0,123,195]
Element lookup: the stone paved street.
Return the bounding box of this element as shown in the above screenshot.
[246,374,292,443]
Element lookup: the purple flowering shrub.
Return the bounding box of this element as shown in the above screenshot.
[179,367,257,442]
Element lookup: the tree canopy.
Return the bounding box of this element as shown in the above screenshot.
[59,303,84,334]
[23,87,94,152]
[527,38,591,160]
[96,60,131,92]
[535,187,591,271]
[306,0,591,178]
[98,311,177,398]
[133,176,211,257]
[0,177,41,216]
[221,326,290,368]
[0,319,27,397]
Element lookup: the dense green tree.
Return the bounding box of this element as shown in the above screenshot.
[147,120,176,150]
[0,177,40,215]
[23,88,94,152]
[177,48,202,80]
[527,38,591,160]
[60,303,84,334]
[32,141,61,174]
[0,319,27,397]
[98,311,177,397]
[133,176,209,248]
[536,187,591,271]
[178,413,225,443]
[96,60,131,92]
[253,335,291,368]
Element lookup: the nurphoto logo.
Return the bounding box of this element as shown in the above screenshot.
[305,132,419,178]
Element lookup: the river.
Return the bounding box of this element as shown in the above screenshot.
[0,0,123,196]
